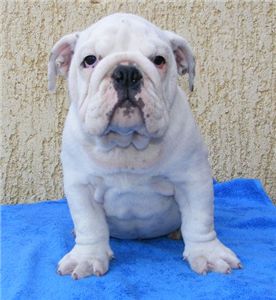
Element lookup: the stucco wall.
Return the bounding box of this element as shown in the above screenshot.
[1,0,275,204]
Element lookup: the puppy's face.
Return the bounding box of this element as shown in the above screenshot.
[48,14,195,151]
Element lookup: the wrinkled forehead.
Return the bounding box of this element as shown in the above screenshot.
[76,15,170,58]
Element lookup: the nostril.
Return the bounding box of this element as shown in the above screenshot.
[130,69,142,84]
[113,70,125,83]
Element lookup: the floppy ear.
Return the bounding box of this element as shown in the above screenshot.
[48,32,79,92]
[164,30,195,92]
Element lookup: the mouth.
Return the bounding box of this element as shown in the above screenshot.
[101,100,150,150]
[104,97,146,133]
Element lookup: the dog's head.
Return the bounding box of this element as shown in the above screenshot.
[48,13,195,150]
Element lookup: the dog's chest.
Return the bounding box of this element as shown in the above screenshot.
[89,173,181,238]
[89,173,174,204]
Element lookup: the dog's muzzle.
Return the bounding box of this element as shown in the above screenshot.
[106,64,145,136]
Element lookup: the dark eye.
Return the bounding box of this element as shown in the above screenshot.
[153,56,166,66]
[83,55,97,67]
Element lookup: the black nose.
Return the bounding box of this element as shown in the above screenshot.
[112,65,142,89]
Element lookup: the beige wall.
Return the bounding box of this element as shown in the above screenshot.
[1,0,275,204]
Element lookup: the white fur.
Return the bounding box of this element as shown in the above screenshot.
[48,13,241,279]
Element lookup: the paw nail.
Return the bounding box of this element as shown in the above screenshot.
[57,269,62,275]
[95,271,101,277]
[226,268,231,274]
[72,273,78,280]
[238,263,243,269]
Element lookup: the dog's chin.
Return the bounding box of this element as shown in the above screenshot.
[108,104,144,133]
[100,131,150,151]
[97,121,150,151]
[92,102,149,151]
[89,109,168,151]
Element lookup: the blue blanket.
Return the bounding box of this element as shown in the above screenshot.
[2,179,276,300]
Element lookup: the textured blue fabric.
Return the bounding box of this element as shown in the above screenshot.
[2,179,276,300]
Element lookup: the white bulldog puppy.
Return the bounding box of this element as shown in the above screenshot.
[48,13,241,279]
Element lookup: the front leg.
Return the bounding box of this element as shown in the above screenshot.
[58,178,113,279]
[175,164,242,275]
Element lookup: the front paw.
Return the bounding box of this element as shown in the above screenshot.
[57,243,114,279]
[184,238,242,275]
